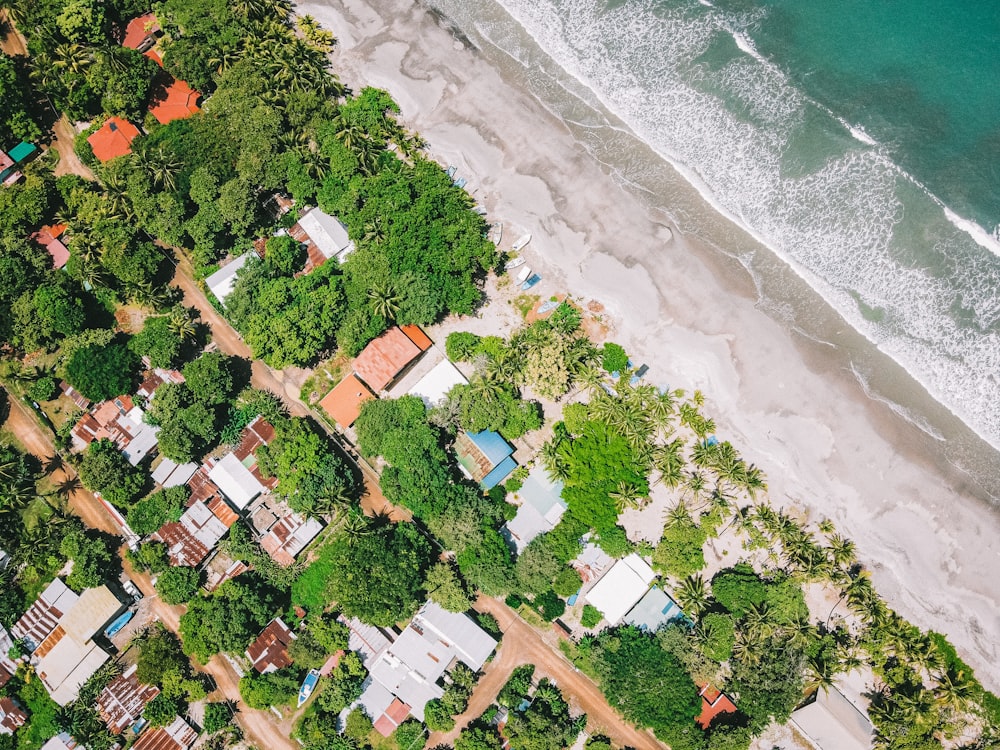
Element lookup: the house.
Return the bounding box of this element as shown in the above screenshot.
[208,452,267,511]
[696,684,737,730]
[0,150,23,186]
[96,663,160,734]
[624,586,685,632]
[31,224,70,269]
[70,394,160,466]
[341,617,393,667]
[88,117,140,162]
[150,457,198,489]
[291,207,355,268]
[7,141,36,165]
[318,374,374,429]
[359,602,497,730]
[791,686,874,750]
[0,697,27,734]
[40,734,80,750]
[454,430,517,490]
[204,253,252,306]
[121,13,160,51]
[406,358,467,408]
[583,554,656,625]
[246,618,296,674]
[152,500,230,567]
[12,578,80,652]
[148,78,200,125]
[33,586,125,704]
[502,465,566,552]
[353,326,430,392]
[132,716,198,750]
[0,626,20,687]
[257,508,323,567]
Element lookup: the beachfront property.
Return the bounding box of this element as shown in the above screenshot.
[583,553,656,625]
[791,685,874,750]
[454,429,518,490]
[205,253,253,307]
[354,602,497,734]
[14,583,126,705]
[623,586,686,632]
[696,684,737,730]
[502,465,567,553]
[352,325,432,393]
[289,207,356,269]
[131,716,198,750]
[246,618,296,674]
[96,664,160,735]
[318,373,375,429]
[0,697,27,735]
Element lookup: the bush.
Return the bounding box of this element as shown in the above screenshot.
[498,665,534,707]
[552,567,582,598]
[239,669,299,710]
[65,342,141,401]
[27,376,57,402]
[127,486,186,535]
[601,343,628,373]
[535,590,566,622]
[580,604,602,629]
[445,331,480,361]
[424,698,456,732]
[394,720,426,750]
[202,702,233,734]
[155,566,201,605]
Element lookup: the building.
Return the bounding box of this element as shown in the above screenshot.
[696,684,737,730]
[0,149,23,186]
[88,117,140,162]
[454,430,517,490]
[358,602,497,731]
[34,586,125,704]
[318,374,374,429]
[246,618,296,674]
[150,457,198,489]
[583,554,656,625]
[291,207,355,269]
[204,253,252,306]
[148,79,200,125]
[342,617,392,667]
[0,697,27,734]
[353,326,430,392]
[623,586,685,632]
[208,452,266,511]
[0,626,20,687]
[257,508,323,567]
[152,500,230,567]
[12,578,80,652]
[406,358,467,408]
[121,13,160,51]
[502,465,566,552]
[791,686,874,750]
[40,734,80,750]
[31,224,70,269]
[132,716,198,750]
[96,664,160,734]
[70,394,160,466]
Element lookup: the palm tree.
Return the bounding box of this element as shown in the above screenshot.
[730,631,759,666]
[652,440,685,489]
[685,470,706,503]
[50,42,92,77]
[742,601,775,642]
[168,307,198,342]
[43,453,65,475]
[368,281,401,321]
[208,43,242,75]
[804,655,838,696]
[134,145,182,192]
[610,481,643,514]
[540,441,569,483]
[827,534,857,568]
[933,666,976,714]
[54,475,81,501]
[676,574,709,618]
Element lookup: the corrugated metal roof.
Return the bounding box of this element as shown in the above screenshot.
[132,716,198,750]
[97,664,160,734]
[353,327,423,391]
[245,618,295,674]
[12,579,78,651]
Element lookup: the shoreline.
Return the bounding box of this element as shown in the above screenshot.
[302,0,1000,689]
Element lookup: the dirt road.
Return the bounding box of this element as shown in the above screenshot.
[427,597,667,750]
[52,116,96,180]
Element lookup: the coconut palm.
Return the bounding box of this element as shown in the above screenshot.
[368,280,401,321]
[685,470,706,502]
[827,534,857,568]
[134,145,182,192]
[208,43,242,75]
[50,42,92,77]
[540,440,569,483]
[933,666,976,714]
[53,475,81,501]
[652,439,685,489]
[676,573,709,618]
[743,601,775,642]
[730,631,759,666]
[168,307,198,342]
[610,481,643,514]
[804,656,839,696]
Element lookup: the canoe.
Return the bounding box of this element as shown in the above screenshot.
[511,233,532,252]
[446,165,457,178]
[515,266,532,283]
[520,274,541,291]
[537,299,559,314]
[298,669,320,707]
[104,610,134,638]
[453,177,467,189]
[491,222,503,245]
[504,256,526,271]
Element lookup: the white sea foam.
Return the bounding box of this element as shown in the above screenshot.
[465,0,1000,449]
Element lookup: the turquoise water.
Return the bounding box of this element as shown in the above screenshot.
[429,0,1000,452]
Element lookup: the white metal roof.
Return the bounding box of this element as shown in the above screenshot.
[407,358,468,408]
[298,208,354,260]
[792,687,873,750]
[414,602,497,670]
[584,554,656,625]
[205,253,252,306]
[208,452,266,509]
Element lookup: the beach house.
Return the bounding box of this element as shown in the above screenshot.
[583,554,657,626]
[318,373,374,429]
[88,117,140,162]
[623,586,686,632]
[791,686,874,750]
[405,358,468,409]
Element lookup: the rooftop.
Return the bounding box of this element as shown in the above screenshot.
[791,686,874,750]
[132,716,198,750]
[624,586,684,632]
[152,501,229,567]
[295,207,354,261]
[88,117,140,163]
[258,511,323,567]
[0,696,27,734]
[454,430,517,489]
[696,684,737,730]
[12,578,79,652]
[503,465,566,552]
[246,618,296,674]
[406,357,467,408]
[121,13,160,50]
[32,224,69,269]
[584,554,656,625]
[318,373,374,429]
[400,324,432,351]
[96,663,160,734]
[148,78,200,125]
[205,253,252,306]
[208,452,266,510]
[353,326,424,392]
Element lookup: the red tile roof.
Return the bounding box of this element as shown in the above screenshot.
[88,117,140,162]
[122,13,160,50]
[32,224,69,269]
[400,324,432,351]
[246,618,295,674]
[373,714,397,738]
[148,79,201,125]
[353,326,423,391]
[144,49,163,67]
[373,698,412,737]
[697,683,738,729]
[318,374,374,428]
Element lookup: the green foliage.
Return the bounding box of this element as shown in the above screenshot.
[424,699,456,732]
[534,590,566,622]
[155,566,201,605]
[498,665,535,707]
[179,576,283,663]
[127,486,187,535]
[456,528,516,597]
[580,604,602,629]
[316,651,367,714]
[425,561,474,613]
[0,53,41,141]
[505,679,581,750]
[698,613,736,662]
[27,376,57,402]
[136,626,191,688]
[455,722,504,750]
[515,538,561,596]
[653,509,708,580]
[145,692,184,727]
[146,379,227,463]
[307,611,350,653]
[60,526,118,591]
[595,525,632,558]
[129,316,186,369]
[132,541,169,573]
[728,635,805,730]
[445,331,481,361]
[264,235,306,276]
[343,709,372,743]
[601,343,629,373]
[78,438,147,507]
[442,381,543,440]
[592,626,701,739]
[710,564,806,624]
[552,567,582,598]
[15,672,61,749]
[322,522,432,627]
[393,719,426,750]
[64,343,141,401]
[182,352,238,406]
[256,416,355,516]
[240,668,299,710]
[287,629,328,670]
[202,702,233,735]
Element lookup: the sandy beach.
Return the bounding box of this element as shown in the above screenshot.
[300,0,1000,689]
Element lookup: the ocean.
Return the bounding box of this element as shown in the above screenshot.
[426,0,1000,491]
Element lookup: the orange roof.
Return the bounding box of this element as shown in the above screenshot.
[88,117,140,162]
[149,78,200,125]
[32,224,70,268]
[144,49,163,67]
[318,374,374,428]
[353,326,423,391]
[400,324,432,351]
[207,496,239,528]
[122,13,160,50]
[696,683,738,729]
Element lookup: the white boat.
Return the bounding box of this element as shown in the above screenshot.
[537,299,560,314]
[491,222,503,245]
[516,265,532,283]
[504,256,526,271]
[511,233,532,252]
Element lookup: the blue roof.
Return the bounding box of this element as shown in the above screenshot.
[624,586,686,632]
[481,455,517,490]
[466,430,514,466]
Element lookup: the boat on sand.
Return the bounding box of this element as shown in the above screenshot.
[516,266,532,283]
[511,233,531,252]
[505,256,526,270]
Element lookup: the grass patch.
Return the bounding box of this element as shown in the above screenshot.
[291,541,336,612]
[512,293,540,318]
[557,639,600,681]
[300,354,351,404]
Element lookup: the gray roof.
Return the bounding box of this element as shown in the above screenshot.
[208,452,266,509]
[623,586,683,631]
[205,254,252,306]
[792,687,873,750]
[414,602,497,670]
[504,466,567,552]
[298,208,354,260]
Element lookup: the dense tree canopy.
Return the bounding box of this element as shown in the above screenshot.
[179,575,283,663]
[64,342,141,402]
[78,438,146,506]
